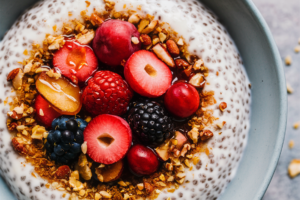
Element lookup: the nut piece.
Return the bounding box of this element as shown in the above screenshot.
[285,55,292,65]
[140,34,152,46]
[177,38,184,46]
[131,37,140,45]
[188,127,199,144]
[216,121,226,129]
[78,153,92,180]
[138,19,150,33]
[200,130,214,141]
[142,20,158,34]
[287,82,294,94]
[180,143,191,157]
[189,73,205,88]
[7,68,21,81]
[152,43,175,67]
[100,191,112,198]
[12,137,27,154]
[144,181,154,194]
[166,40,180,57]
[55,165,71,179]
[175,59,189,69]
[128,13,141,24]
[46,69,61,79]
[90,13,104,26]
[193,59,204,70]
[31,125,47,140]
[77,30,95,45]
[137,183,144,190]
[81,141,87,154]
[219,102,227,111]
[11,69,24,90]
[288,159,300,178]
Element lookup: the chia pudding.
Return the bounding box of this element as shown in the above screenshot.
[0,0,251,200]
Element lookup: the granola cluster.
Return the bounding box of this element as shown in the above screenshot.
[5,1,228,199]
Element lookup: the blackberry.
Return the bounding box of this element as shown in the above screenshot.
[45,116,88,164]
[127,100,174,146]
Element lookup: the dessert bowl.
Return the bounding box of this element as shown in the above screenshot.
[0,0,286,200]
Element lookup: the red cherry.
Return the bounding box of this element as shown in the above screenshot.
[164,82,200,118]
[127,144,159,176]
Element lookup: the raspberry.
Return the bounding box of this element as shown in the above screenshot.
[82,71,133,116]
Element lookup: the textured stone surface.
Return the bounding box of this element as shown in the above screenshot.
[252,0,300,199]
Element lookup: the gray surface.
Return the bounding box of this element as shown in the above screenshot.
[252,0,300,199]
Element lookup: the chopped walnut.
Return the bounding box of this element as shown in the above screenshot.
[100,191,112,198]
[180,143,191,157]
[47,35,65,50]
[12,69,24,90]
[46,69,61,79]
[69,171,84,191]
[216,121,226,129]
[31,125,47,140]
[193,59,204,70]
[188,127,199,144]
[138,19,150,33]
[177,38,184,46]
[137,183,144,190]
[200,130,214,141]
[142,20,158,34]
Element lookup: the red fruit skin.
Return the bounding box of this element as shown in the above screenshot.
[164,82,200,118]
[124,50,172,98]
[127,144,160,176]
[34,94,62,128]
[53,41,98,83]
[84,114,132,164]
[93,19,141,66]
[82,71,133,116]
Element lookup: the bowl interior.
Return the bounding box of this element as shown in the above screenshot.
[0,0,286,199]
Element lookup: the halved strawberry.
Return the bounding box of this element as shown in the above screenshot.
[34,94,62,128]
[84,114,132,164]
[53,41,98,83]
[124,50,172,98]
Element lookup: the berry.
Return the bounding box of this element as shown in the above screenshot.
[124,50,172,98]
[164,82,200,118]
[74,130,84,143]
[82,71,133,116]
[46,116,86,164]
[127,144,159,176]
[66,119,78,132]
[84,114,132,164]
[34,95,61,128]
[93,19,141,66]
[53,40,98,83]
[127,100,174,146]
[61,130,74,143]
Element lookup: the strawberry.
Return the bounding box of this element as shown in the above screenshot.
[124,50,172,98]
[34,94,62,128]
[53,40,98,83]
[84,114,132,164]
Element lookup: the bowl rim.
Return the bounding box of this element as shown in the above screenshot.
[242,0,287,199]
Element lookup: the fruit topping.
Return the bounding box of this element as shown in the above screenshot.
[46,116,86,164]
[152,43,175,67]
[53,40,98,83]
[36,72,82,115]
[82,71,133,116]
[95,160,124,182]
[127,99,174,146]
[127,144,159,176]
[93,19,141,66]
[83,114,132,164]
[164,82,200,118]
[124,50,172,98]
[34,94,62,128]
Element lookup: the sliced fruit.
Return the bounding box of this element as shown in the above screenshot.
[95,160,124,182]
[36,72,82,115]
[84,114,132,164]
[164,82,200,118]
[175,131,188,150]
[34,94,62,128]
[53,40,98,83]
[124,50,172,98]
[127,144,159,176]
